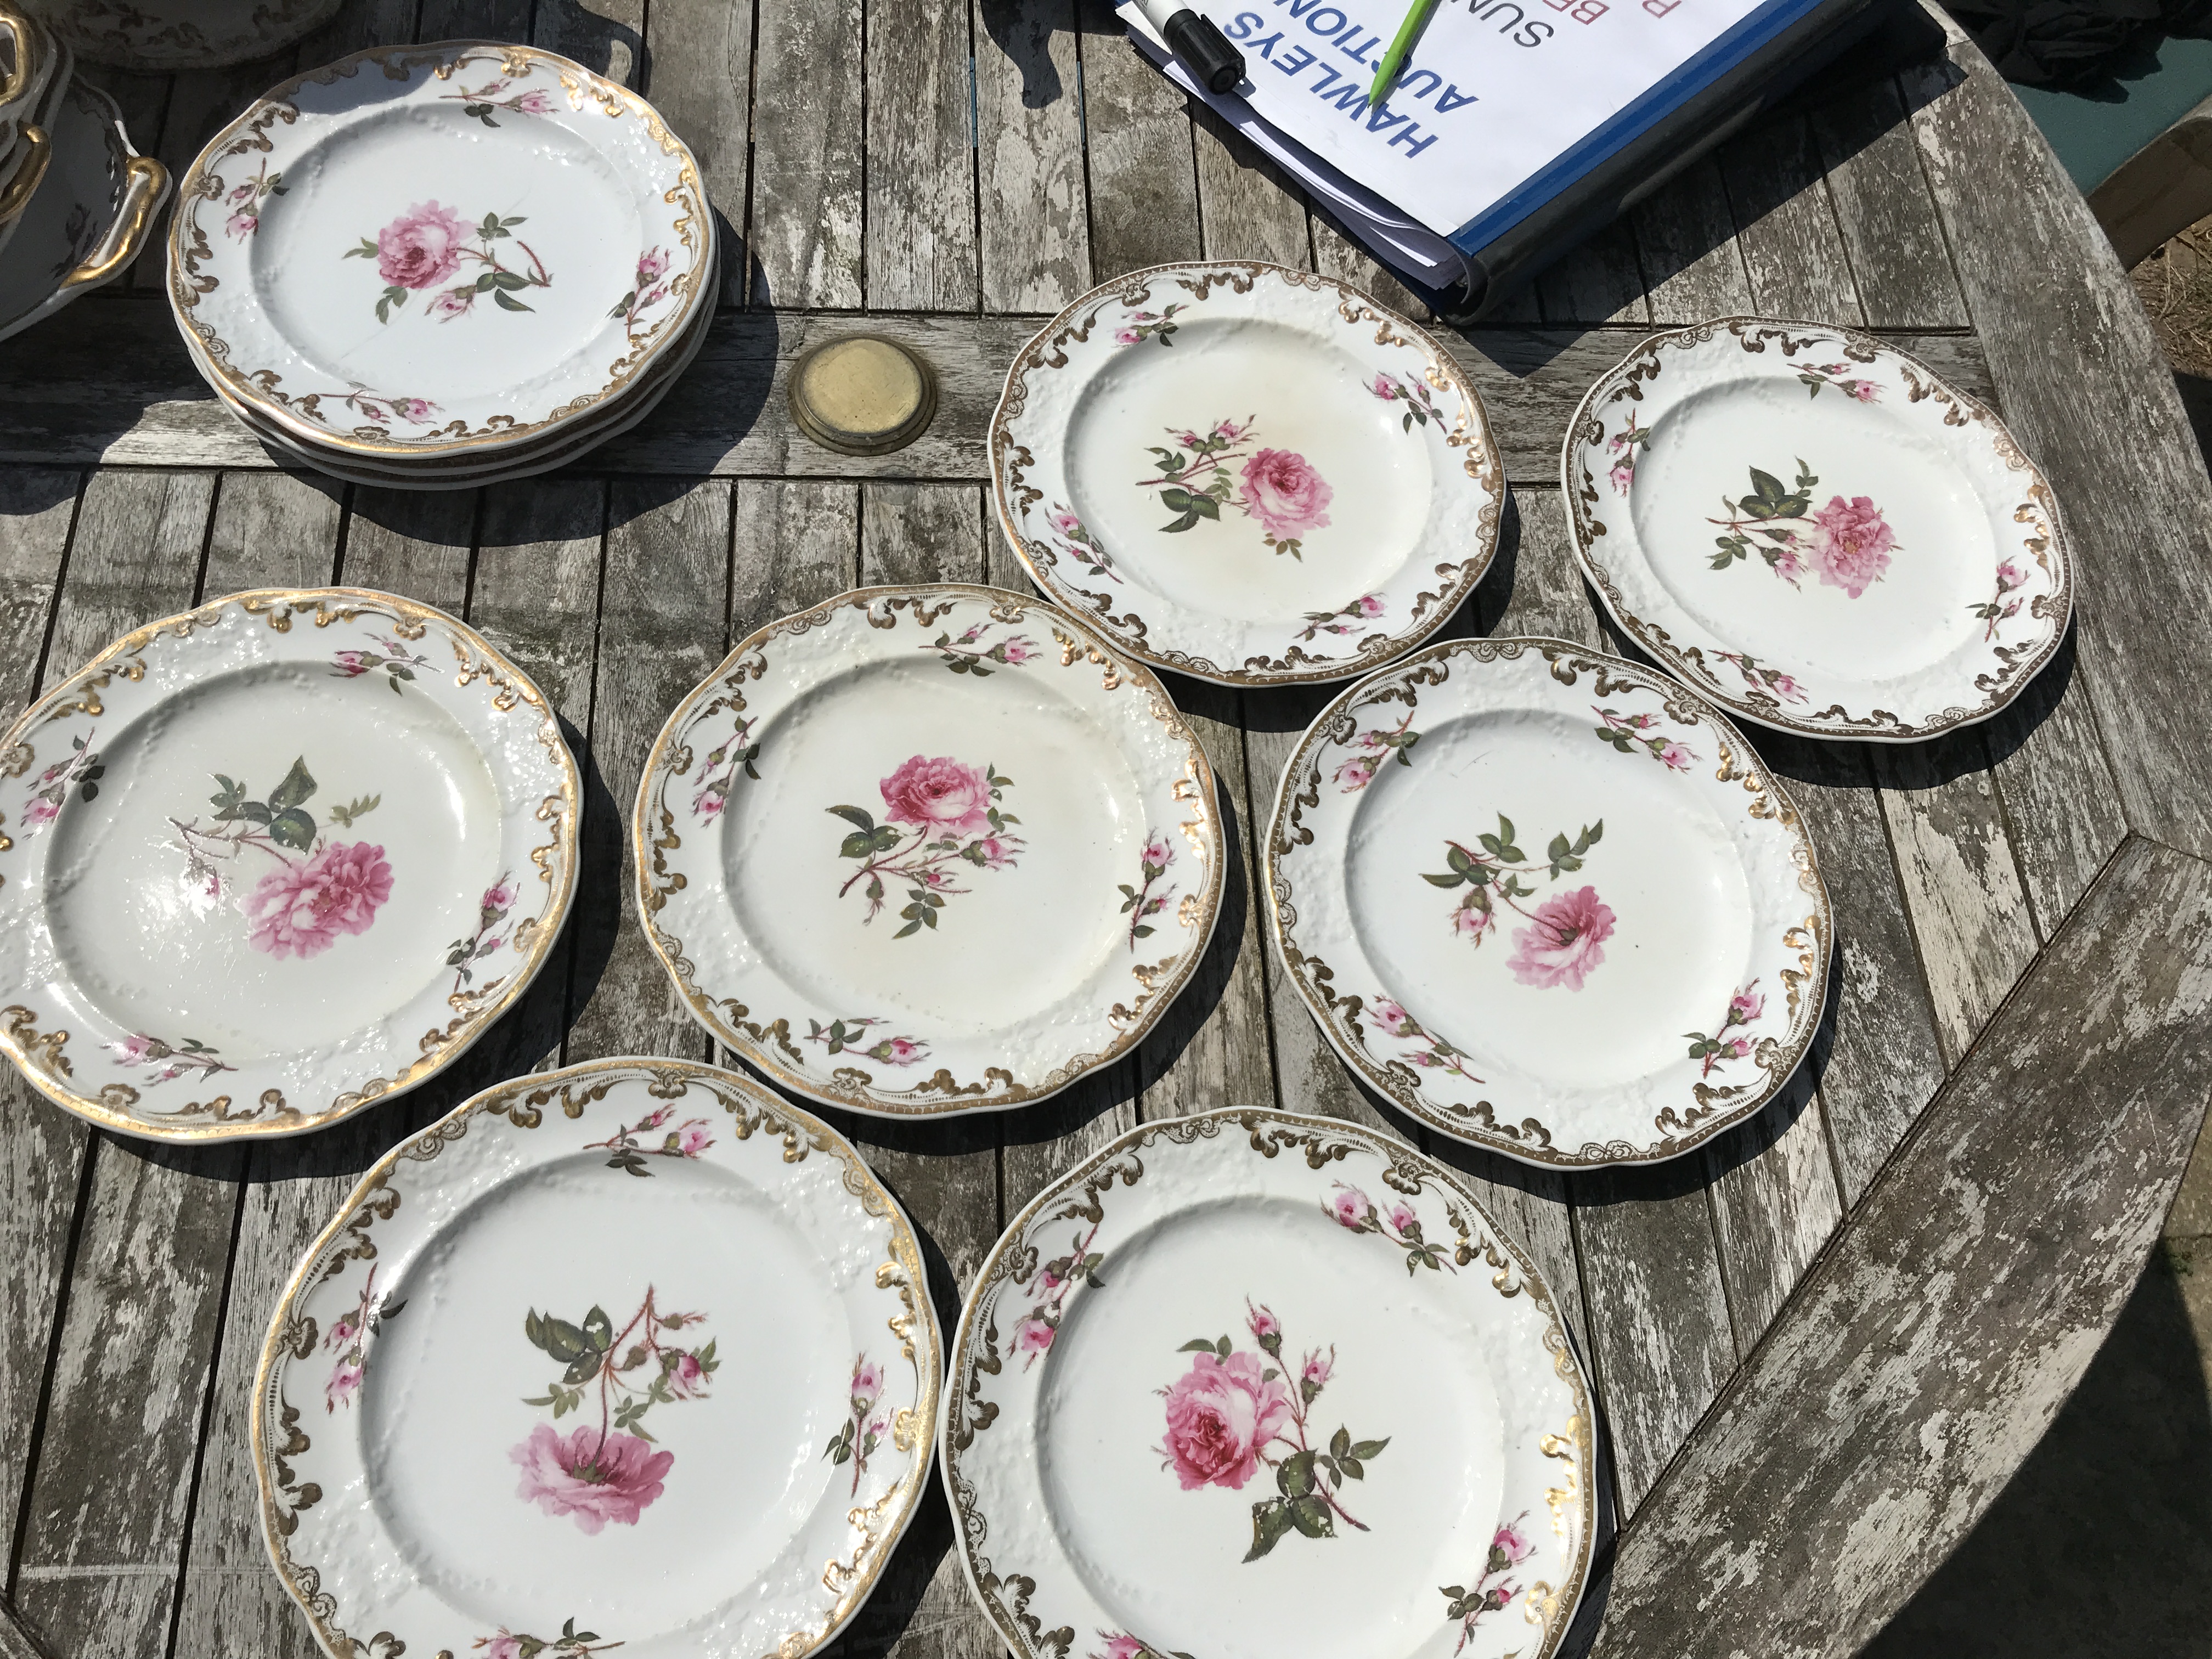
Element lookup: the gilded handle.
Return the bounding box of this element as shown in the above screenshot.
[0,120,48,224]
[61,155,170,294]
[0,10,27,110]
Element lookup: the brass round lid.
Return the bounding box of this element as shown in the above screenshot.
[787,335,936,456]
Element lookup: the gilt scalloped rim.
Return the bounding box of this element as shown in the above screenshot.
[0,586,579,1141]
[991,259,1504,687]
[941,1106,1596,1659]
[633,585,1225,1119]
[253,1056,941,1659]
[1560,317,2074,742]
[167,40,709,460]
[1265,636,1833,1168]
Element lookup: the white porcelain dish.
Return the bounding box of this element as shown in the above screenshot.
[0,588,579,1141]
[1561,318,2073,741]
[0,4,59,174]
[0,38,68,267]
[170,41,708,462]
[256,1056,940,1659]
[994,261,1504,686]
[208,245,716,488]
[1266,636,1830,1167]
[0,75,169,346]
[636,585,1224,1118]
[943,1106,1595,1659]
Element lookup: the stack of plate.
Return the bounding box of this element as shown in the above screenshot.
[0,3,172,346]
[167,40,714,490]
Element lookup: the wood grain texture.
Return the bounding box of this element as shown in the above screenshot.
[292,0,424,63]
[1192,106,1312,272]
[565,479,732,1063]
[1983,652,2131,943]
[1702,1085,1844,1347]
[1872,742,2038,1065]
[750,0,866,307]
[1719,112,1864,324]
[1075,0,1203,280]
[13,473,235,1659]
[338,489,477,598]
[644,0,757,308]
[1807,76,1969,331]
[0,472,85,1584]
[1309,208,1431,321]
[1537,223,1649,329]
[867,0,981,310]
[417,0,530,39]
[975,0,1092,311]
[1631,159,1754,326]
[0,301,1996,490]
[1590,836,2212,1659]
[1903,23,2212,863]
[202,472,345,595]
[533,0,645,84]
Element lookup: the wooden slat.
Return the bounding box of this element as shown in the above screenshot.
[1632,159,1755,326]
[644,0,758,308]
[565,479,733,1062]
[1983,652,2131,942]
[338,490,478,594]
[1718,112,1865,324]
[416,0,529,37]
[1701,1078,1844,1345]
[292,0,424,63]
[974,0,1091,311]
[202,473,344,594]
[1192,108,1312,272]
[1075,0,1203,280]
[1538,224,1649,329]
[532,0,644,85]
[1591,835,2212,1659]
[867,0,981,310]
[1903,25,2212,863]
[0,471,83,1587]
[1309,209,1431,321]
[1870,740,2039,1066]
[4,301,1995,488]
[1807,76,1970,331]
[750,0,866,307]
[13,473,230,1659]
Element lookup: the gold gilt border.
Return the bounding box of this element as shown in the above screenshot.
[167,40,710,459]
[1559,316,2075,742]
[0,586,580,1142]
[1264,636,1836,1167]
[252,1056,943,1659]
[939,1105,1598,1659]
[990,259,1505,687]
[631,584,1224,1117]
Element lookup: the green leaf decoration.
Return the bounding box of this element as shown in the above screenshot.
[1277,1448,1317,1498]
[493,290,533,312]
[1245,1497,1295,1561]
[1214,1335,1231,1358]
[267,757,317,810]
[1421,871,1465,888]
[1289,1494,1334,1538]
[266,808,317,851]
[1178,1337,1220,1353]
[1350,1437,1390,1458]
[1331,1426,1352,1459]
[527,1310,590,1363]
[827,804,876,831]
[582,1305,613,1351]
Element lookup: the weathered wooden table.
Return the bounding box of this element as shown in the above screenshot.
[7,3,2212,1656]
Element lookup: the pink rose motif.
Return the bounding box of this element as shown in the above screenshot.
[1729,986,1765,1024]
[514,89,557,115]
[482,877,519,912]
[1239,449,1334,542]
[1247,1301,1280,1342]
[633,246,671,286]
[1386,1200,1418,1234]
[1114,326,1142,345]
[1372,374,1400,400]
[1099,1638,1147,1659]
[1725,1036,1754,1060]
[1214,417,1250,442]
[1809,495,1897,599]
[1156,1350,1292,1491]
[974,836,1013,868]
[641,1103,674,1130]
[1350,595,1385,619]
[225,210,258,241]
[1772,543,1807,583]
[880,755,992,837]
[243,842,394,961]
[1847,379,1878,402]
[1450,901,1491,940]
[1334,755,1376,793]
[1327,1184,1372,1229]
[1301,1348,1334,1387]
[1658,742,1692,771]
[1012,1315,1056,1361]
[427,288,476,323]
[228,181,256,205]
[1050,509,1084,538]
[332,650,375,676]
[21,795,57,828]
[510,1424,673,1533]
[326,1359,363,1412]
[323,1313,357,1350]
[876,1037,923,1064]
[1142,834,1173,870]
[479,1633,523,1659]
[1175,428,1204,448]
[376,201,471,290]
[109,1033,156,1064]
[393,398,437,422]
[1506,885,1616,992]
[1495,1519,1534,1564]
[676,1122,713,1155]
[1771,672,1806,702]
[853,1358,885,1404]
[665,1351,708,1398]
[1371,1001,1415,1038]
[1609,461,1634,494]
[999,636,1039,665]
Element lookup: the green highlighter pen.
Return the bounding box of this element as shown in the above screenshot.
[1368,0,1443,106]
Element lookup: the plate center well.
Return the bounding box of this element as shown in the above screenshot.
[1346,708,1754,1090]
[43,661,505,1062]
[251,100,642,405]
[1628,377,1997,682]
[1037,1195,1507,1659]
[1063,316,1433,620]
[721,653,1144,1037]
[358,1152,850,1636]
